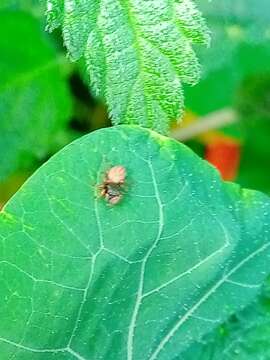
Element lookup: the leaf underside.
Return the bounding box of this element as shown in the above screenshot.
[46,0,210,133]
[0,125,270,359]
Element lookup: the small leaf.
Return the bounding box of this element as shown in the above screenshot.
[46,0,210,133]
[0,10,72,181]
[0,126,270,359]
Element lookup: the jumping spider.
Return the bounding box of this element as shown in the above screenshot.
[98,165,126,205]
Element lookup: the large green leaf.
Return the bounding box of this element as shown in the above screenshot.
[182,279,270,359]
[0,10,72,181]
[46,0,209,133]
[0,126,270,359]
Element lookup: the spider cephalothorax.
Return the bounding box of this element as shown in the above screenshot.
[99,165,126,205]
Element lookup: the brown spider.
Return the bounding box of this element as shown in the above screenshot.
[98,165,126,205]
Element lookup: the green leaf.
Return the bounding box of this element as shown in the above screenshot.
[0,10,72,181]
[203,0,270,42]
[0,0,45,16]
[185,0,270,114]
[0,125,270,359]
[46,0,210,133]
[197,0,270,74]
[234,74,270,195]
[182,279,270,359]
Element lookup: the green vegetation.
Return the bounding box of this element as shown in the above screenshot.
[0,1,270,359]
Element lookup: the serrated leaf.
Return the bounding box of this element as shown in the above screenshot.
[46,0,210,133]
[0,10,72,181]
[0,126,270,359]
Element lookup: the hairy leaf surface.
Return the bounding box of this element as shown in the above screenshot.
[0,126,270,359]
[46,0,210,133]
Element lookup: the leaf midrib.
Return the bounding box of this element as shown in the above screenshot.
[117,0,150,123]
[149,240,270,360]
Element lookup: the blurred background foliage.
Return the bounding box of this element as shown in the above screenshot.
[0,0,269,208]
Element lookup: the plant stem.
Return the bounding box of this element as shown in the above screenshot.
[171,108,238,141]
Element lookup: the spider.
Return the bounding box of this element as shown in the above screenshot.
[98,165,126,205]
